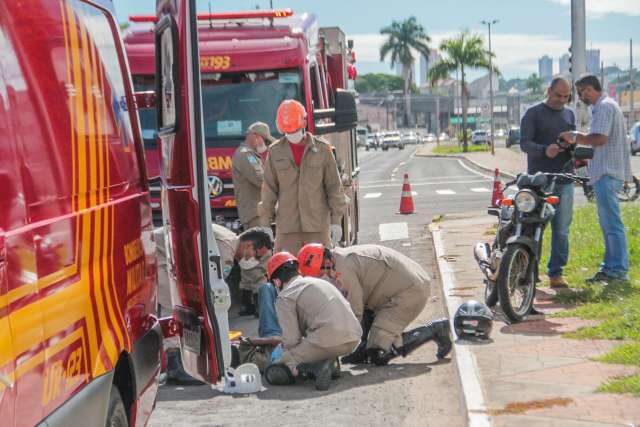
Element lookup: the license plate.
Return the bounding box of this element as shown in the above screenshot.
[183,325,201,354]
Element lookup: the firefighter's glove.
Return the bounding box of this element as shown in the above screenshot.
[331,224,342,246]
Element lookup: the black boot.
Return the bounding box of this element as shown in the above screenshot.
[238,290,256,316]
[298,360,333,391]
[264,363,295,386]
[368,318,453,365]
[166,349,205,385]
[341,342,369,364]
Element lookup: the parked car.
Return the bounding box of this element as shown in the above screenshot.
[382,131,404,150]
[630,122,639,156]
[424,133,436,143]
[506,127,521,148]
[471,129,490,145]
[495,128,506,138]
[403,131,420,145]
[438,132,449,141]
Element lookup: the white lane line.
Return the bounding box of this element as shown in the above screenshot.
[457,159,495,180]
[364,192,382,199]
[411,191,418,196]
[361,178,487,190]
[470,188,491,193]
[378,222,409,241]
[361,175,479,186]
[430,225,491,427]
[436,189,456,195]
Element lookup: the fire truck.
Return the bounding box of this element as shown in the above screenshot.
[124,7,360,244]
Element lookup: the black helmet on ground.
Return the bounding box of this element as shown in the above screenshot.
[453,300,493,339]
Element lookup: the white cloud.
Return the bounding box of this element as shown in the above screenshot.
[350,31,638,79]
[546,0,640,18]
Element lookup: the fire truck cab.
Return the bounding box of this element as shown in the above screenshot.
[125,6,360,244]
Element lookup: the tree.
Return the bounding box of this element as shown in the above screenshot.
[525,73,544,96]
[428,31,497,152]
[379,17,431,127]
[355,73,406,95]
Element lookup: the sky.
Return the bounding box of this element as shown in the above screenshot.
[114,0,640,83]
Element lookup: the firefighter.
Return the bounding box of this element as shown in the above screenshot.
[259,99,346,255]
[297,244,452,366]
[232,122,274,230]
[236,227,273,316]
[263,252,362,391]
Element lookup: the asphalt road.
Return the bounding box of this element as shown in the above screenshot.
[149,145,499,427]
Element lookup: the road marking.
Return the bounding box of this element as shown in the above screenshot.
[360,175,478,186]
[378,222,408,241]
[360,179,487,190]
[457,159,495,180]
[436,189,456,195]
[411,191,418,196]
[470,188,490,193]
[364,192,382,199]
[430,225,491,427]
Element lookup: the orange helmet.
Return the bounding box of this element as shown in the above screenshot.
[297,244,325,277]
[267,251,298,280]
[276,99,307,134]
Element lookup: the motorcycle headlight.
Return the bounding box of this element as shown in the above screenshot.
[514,190,537,213]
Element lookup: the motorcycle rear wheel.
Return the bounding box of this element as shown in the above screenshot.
[497,244,535,323]
[616,176,640,202]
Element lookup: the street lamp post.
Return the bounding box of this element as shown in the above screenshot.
[481,19,498,156]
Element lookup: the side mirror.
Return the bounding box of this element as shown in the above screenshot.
[134,91,156,109]
[313,89,358,135]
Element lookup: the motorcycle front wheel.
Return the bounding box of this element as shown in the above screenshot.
[497,243,535,323]
[616,176,640,202]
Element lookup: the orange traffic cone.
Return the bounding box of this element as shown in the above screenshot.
[398,173,415,214]
[491,168,504,208]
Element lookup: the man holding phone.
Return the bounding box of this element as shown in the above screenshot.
[520,76,576,290]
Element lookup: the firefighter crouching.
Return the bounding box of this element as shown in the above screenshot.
[297,244,452,366]
[232,122,274,230]
[259,99,346,255]
[263,252,362,390]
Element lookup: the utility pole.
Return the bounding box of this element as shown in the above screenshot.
[600,61,605,87]
[482,19,498,155]
[571,0,588,130]
[630,39,635,126]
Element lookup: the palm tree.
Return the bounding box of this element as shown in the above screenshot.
[428,31,498,151]
[525,73,544,97]
[380,17,431,127]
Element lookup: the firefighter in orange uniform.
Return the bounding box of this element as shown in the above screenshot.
[259,100,346,254]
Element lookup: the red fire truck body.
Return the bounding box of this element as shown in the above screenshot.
[0,0,164,425]
[125,9,360,242]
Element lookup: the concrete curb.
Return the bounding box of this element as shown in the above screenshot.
[415,150,517,181]
[429,223,492,427]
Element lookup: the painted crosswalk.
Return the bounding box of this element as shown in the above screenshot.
[470,187,491,193]
[379,222,409,241]
[436,189,456,195]
[364,192,382,199]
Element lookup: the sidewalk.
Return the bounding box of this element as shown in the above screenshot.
[416,142,526,178]
[431,213,640,426]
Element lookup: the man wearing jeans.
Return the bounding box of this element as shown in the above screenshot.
[560,74,632,283]
[520,77,576,289]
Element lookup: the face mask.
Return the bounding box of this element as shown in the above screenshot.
[239,258,259,270]
[257,143,268,154]
[285,129,304,144]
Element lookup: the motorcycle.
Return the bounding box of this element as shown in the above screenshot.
[575,159,640,203]
[474,142,593,322]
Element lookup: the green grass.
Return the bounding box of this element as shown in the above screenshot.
[431,144,490,154]
[598,375,640,396]
[538,204,640,395]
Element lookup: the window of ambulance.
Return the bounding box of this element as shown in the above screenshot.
[134,69,304,149]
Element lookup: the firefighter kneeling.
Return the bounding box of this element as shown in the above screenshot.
[263,252,362,390]
[298,244,452,366]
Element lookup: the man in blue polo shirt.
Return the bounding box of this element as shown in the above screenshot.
[520,77,576,289]
[560,74,632,284]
